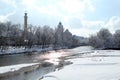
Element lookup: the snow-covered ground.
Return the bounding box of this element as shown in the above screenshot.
[41,49,120,80]
[0,63,39,74]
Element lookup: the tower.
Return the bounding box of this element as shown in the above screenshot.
[24,12,28,40]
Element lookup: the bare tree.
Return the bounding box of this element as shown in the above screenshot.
[55,22,64,47]
[63,29,72,48]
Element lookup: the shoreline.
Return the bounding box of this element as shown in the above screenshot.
[0,46,68,56]
[0,62,54,79]
[0,63,40,77]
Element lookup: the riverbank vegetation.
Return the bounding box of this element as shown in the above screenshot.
[0,22,88,53]
[89,28,120,49]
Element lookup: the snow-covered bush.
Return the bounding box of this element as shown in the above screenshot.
[113,30,120,48]
[89,28,114,49]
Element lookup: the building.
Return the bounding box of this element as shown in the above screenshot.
[24,12,28,41]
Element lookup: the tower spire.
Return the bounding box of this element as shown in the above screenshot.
[24,11,28,40]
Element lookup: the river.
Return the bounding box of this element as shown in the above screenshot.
[0,47,73,80]
[3,46,117,80]
[0,46,92,67]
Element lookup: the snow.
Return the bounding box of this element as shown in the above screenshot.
[1,46,120,80]
[0,46,54,55]
[0,63,39,74]
[41,49,120,80]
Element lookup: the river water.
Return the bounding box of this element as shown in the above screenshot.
[0,49,72,67]
[0,46,93,80]
[0,54,36,66]
[0,46,92,67]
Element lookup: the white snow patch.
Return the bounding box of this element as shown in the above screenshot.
[0,63,39,74]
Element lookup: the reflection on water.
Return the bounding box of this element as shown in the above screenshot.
[37,51,69,60]
[0,50,72,80]
[0,50,70,67]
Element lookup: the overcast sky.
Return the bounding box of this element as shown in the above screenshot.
[0,0,120,37]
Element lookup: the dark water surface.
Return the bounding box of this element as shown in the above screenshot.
[0,53,41,66]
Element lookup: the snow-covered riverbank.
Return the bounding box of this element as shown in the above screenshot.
[1,46,120,80]
[0,46,60,55]
[0,63,39,74]
[41,49,120,80]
